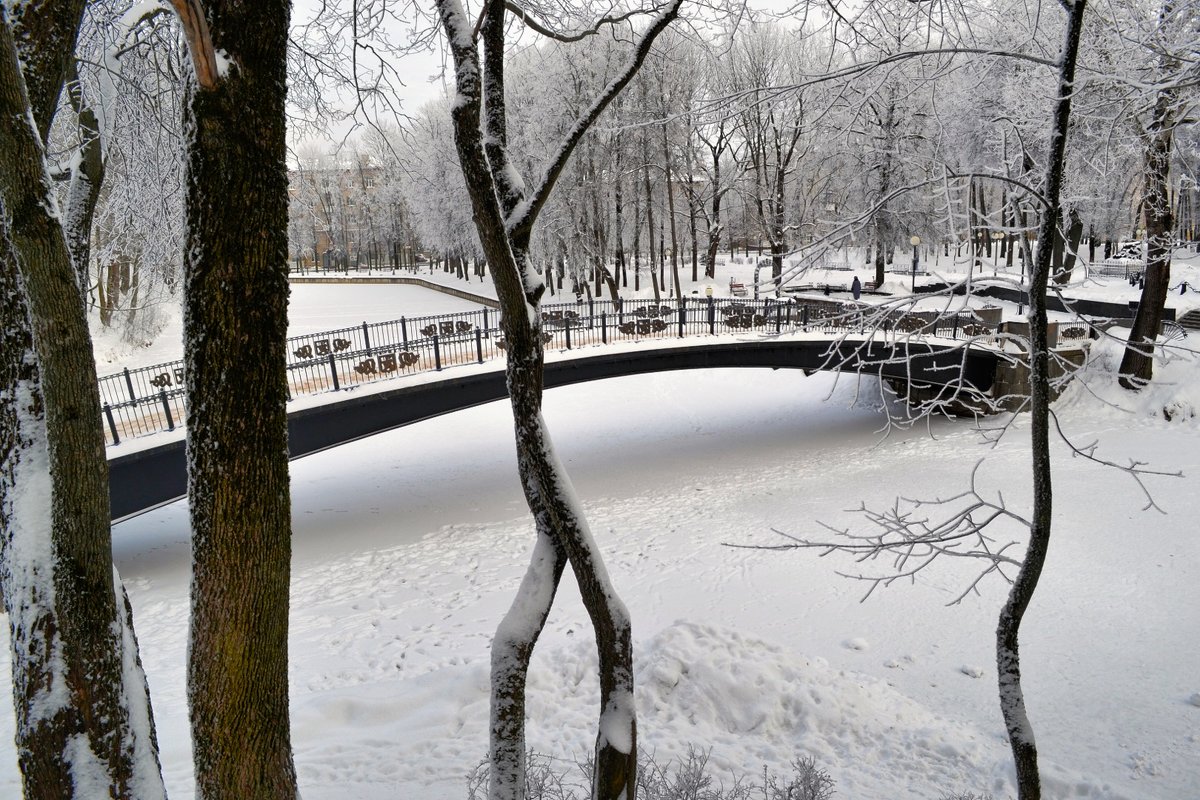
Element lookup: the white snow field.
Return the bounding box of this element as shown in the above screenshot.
[2,282,1198,799]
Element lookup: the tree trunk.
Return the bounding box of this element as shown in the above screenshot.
[643,155,655,296]
[614,165,627,290]
[662,126,681,303]
[631,173,641,292]
[1055,208,1084,285]
[61,60,105,297]
[439,1,681,794]
[1120,46,1177,389]
[0,6,165,797]
[490,531,568,800]
[178,2,298,797]
[705,148,722,280]
[998,4,1086,798]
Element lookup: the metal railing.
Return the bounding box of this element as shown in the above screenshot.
[98,296,994,448]
[1087,259,1142,279]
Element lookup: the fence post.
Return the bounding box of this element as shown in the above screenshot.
[123,367,137,403]
[328,353,340,391]
[565,323,572,350]
[362,321,372,351]
[708,296,715,335]
[601,312,607,344]
[401,316,408,349]
[103,404,120,446]
[476,329,484,363]
[588,297,594,323]
[159,390,175,431]
[678,303,685,338]
[483,308,489,331]
[802,304,809,330]
[433,335,442,370]
[775,304,782,333]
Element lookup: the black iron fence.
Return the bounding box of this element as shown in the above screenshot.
[97,296,994,447]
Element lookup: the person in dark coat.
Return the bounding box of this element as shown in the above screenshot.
[851,275,862,300]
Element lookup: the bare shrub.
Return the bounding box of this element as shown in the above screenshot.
[762,756,835,800]
[465,748,829,800]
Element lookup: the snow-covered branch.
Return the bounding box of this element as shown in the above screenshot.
[506,0,683,239]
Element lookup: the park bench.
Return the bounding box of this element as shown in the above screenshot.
[729,281,748,296]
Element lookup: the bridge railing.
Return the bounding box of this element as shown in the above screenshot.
[97,296,990,448]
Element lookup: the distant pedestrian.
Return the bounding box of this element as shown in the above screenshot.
[851,276,862,300]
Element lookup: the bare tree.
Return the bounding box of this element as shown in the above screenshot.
[744,1,1095,797]
[730,23,809,294]
[1118,0,1194,388]
[434,1,682,797]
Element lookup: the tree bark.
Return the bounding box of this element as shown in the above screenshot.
[997,4,1086,798]
[0,6,165,797]
[177,1,298,797]
[1054,208,1084,285]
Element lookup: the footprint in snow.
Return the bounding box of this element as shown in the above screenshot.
[959,664,985,678]
[842,638,870,651]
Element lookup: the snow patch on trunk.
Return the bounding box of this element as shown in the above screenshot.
[5,379,69,726]
[597,688,635,755]
[64,732,111,797]
[114,565,167,800]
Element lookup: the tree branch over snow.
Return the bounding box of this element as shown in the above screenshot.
[732,461,1031,605]
[500,2,653,43]
[1047,408,1182,511]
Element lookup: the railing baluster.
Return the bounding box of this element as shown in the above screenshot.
[124,368,137,403]
[160,390,175,431]
[104,404,120,446]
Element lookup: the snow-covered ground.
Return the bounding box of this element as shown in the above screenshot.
[2,282,1198,799]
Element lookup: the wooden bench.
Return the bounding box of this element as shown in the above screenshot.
[729,281,748,296]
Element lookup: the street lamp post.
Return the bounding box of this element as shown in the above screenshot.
[910,235,921,291]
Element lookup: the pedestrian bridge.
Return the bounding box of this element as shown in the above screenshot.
[107,319,1003,521]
